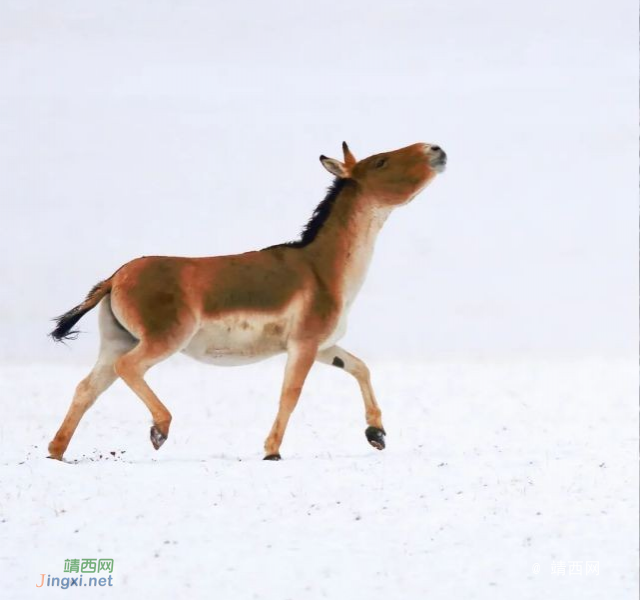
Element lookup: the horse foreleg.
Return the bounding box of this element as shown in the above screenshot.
[263,342,317,460]
[316,345,386,450]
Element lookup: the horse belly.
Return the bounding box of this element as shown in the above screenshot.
[181,314,288,366]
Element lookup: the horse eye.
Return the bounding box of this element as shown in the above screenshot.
[374,157,387,169]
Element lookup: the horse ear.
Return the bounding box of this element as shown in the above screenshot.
[319,155,348,178]
[342,141,356,168]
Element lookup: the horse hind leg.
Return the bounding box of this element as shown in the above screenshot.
[113,316,197,451]
[48,298,136,460]
[114,342,175,451]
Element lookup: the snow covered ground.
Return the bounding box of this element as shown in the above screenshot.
[1,356,637,599]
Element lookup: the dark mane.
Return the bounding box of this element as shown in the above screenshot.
[265,178,352,250]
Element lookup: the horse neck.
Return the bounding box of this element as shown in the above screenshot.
[303,182,392,307]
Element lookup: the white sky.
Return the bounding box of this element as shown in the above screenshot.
[0,0,637,362]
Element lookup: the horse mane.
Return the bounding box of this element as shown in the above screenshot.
[264,178,353,250]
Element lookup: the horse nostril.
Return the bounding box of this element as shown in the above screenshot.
[431,145,441,152]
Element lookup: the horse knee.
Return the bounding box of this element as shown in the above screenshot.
[351,360,370,381]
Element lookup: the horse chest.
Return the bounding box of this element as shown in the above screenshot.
[318,309,348,350]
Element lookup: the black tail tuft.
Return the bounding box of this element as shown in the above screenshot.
[50,305,88,342]
[49,281,110,342]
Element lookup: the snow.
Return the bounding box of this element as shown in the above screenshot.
[1,357,637,598]
[0,0,637,598]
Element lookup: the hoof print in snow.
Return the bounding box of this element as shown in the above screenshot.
[150,425,167,450]
[365,426,386,450]
[263,453,282,461]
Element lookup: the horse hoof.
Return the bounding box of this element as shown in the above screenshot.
[150,425,167,450]
[47,441,64,461]
[263,453,282,461]
[365,426,386,450]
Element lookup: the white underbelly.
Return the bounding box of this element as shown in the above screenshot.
[182,314,288,366]
[182,305,349,365]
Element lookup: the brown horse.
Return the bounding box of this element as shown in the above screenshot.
[48,142,447,460]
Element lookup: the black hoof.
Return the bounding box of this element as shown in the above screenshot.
[365,426,386,450]
[263,453,282,461]
[150,425,167,450]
